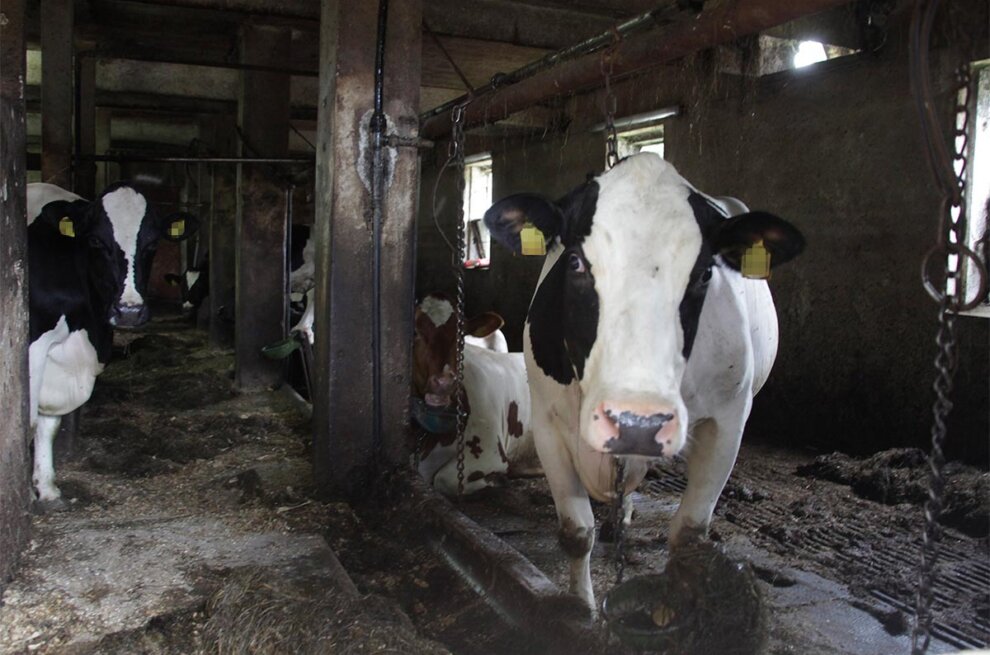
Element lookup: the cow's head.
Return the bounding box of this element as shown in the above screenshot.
[38,182,198,328]
[485,153,803,458]
[413,294,504,408]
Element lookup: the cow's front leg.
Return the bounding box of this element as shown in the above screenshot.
[537,433,597,610]
[33,414,63,502]
[669,416,744,548]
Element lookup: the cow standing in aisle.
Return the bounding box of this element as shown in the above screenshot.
[412,295,538,495]
[27,182,197,506]
[484,153,804,610]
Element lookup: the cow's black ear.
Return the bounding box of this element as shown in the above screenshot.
[484,193,562,255]
[35,199,91,239]
[713,211,805,271]
[161,212,200,241]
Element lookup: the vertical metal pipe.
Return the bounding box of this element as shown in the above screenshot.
[370,0,389,458]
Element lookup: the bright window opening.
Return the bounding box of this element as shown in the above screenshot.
[617,124,665,162]
[793,41,828,68]
[463,154,493,269]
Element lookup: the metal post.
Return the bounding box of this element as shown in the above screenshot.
[76,58,98,198]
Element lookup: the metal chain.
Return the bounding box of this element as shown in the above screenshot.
[611,458,627,584]
[909,55,976,655]
[601,48,620,170]
[451,105,468,498]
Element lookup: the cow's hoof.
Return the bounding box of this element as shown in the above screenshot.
[32,497,69,514]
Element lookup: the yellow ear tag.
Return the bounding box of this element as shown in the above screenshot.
[168,220,185,238]
[519,223,546,256]
[58,217,75,237]
[741,239,771,280]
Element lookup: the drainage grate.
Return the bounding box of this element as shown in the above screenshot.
[644,464,990,651]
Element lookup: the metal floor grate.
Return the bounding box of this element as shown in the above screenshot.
[644,465,989,651]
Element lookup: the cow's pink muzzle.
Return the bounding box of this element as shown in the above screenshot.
[592,400,681,457]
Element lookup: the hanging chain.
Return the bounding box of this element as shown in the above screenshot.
[601,48,620,170]
[907,7,986,650]
[910,64,974,655]
[451,104,469,498]
[611,458,627,584]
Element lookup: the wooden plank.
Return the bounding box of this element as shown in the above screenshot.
[0,0,33,584]
[312,0,422,496]
[234,23,291,389]
[40,0,73,187]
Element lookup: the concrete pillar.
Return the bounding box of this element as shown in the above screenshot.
[312,0,422,497]
[40,0,73,188]
[76,57,97,198]
[234,23,290,389]
[0,0,33,583]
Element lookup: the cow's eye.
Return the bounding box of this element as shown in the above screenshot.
[568,252,586,273]
[701,268,713,283]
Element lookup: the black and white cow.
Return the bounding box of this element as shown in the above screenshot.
[162,224,316,341]
[484,153,804,609]
[27,182,197,504]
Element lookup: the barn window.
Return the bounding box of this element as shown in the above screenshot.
[463,153,493,269]
[618,124,665,160]
[960,60,990,317]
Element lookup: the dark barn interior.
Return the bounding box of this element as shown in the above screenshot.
[0,0,988,654]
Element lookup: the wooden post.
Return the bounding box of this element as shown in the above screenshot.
[312,0,422,497]
[76,57,97,198]
[201,115,237,347]
[0,0,33,583]
[234,23,290,389]
[40,0,73,188]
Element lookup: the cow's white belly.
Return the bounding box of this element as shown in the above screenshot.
[36,327,102,416]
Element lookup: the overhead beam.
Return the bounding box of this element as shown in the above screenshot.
[0,0,32,584]
[40,0,74,187]
[423,0,617,49]
[421,0,854,139]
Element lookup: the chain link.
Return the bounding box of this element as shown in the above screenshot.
[909,48,977,655]
[451,105,468,498]
[611,458,627,584]
[601,49,620,170]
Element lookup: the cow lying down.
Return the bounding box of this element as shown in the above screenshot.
[484,153,804,610]
[412,295,538,496]
[27,182,197,505]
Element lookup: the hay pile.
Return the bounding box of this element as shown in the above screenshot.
[201,569,450,655]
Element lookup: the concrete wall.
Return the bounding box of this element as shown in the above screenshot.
[416,7,989,463]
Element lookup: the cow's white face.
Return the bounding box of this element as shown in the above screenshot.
[485,153,804,459]
[575,156,700,456]
[36,182,199,328]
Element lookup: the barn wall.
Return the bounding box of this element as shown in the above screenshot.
[657,14,989,464]
[416,4,989,464]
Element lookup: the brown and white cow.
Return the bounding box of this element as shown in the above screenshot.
[412,295,538,495]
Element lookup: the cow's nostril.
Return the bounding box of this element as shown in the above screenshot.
[604,408,675,432]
